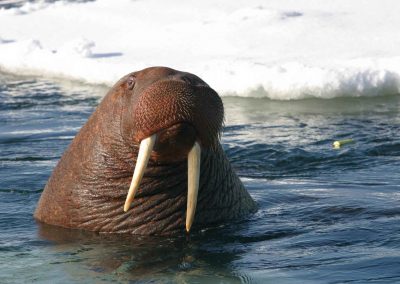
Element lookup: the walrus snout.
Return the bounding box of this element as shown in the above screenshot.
[134,81,222,148]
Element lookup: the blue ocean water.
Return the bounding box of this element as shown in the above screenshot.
[1,72,400,283]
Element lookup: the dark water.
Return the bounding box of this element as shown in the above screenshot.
[1,72,400,283]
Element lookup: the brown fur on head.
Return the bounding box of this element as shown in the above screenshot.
[120,67,224,162]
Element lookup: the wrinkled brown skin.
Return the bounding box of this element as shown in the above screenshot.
[34,67,257,236]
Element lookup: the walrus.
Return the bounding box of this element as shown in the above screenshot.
[34,66,257,235]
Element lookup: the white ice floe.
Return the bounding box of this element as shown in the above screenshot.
[58,38,96,58]
[1,0,400,99]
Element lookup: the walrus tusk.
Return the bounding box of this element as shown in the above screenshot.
[186,141,201,232]
[124,134,157,212]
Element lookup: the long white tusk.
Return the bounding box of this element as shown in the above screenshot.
[186,141,201,232]
[124,134,157,212]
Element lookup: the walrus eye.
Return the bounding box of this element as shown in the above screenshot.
[127,76,136,90]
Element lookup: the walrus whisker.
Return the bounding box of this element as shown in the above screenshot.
[124,134,157,212]
[186,141,201,232]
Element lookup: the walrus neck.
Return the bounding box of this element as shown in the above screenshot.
[34,89,128,227]
[73,145,257,236]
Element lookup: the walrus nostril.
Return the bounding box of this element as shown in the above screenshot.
[182,76,209,87]
[169,73,209,87]
[181,76,196,85]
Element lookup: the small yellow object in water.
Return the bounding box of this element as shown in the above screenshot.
[333,139,354,149]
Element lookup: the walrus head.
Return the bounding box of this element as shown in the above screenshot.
[119,67,224,231]
[34,66,256,236]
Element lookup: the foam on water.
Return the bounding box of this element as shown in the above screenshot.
[1,0,400,99]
